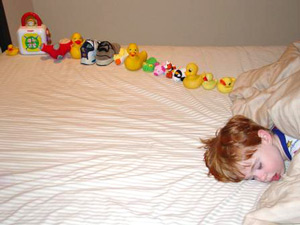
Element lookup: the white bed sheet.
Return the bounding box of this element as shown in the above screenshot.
[0,45,285,225]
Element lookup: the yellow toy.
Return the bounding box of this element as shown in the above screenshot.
[70,32,84,59]
[202,72,217,90]
[124,43,147,71]
[114,47,128,65]
[217,77,236,93]
[183,63,204,89]
[6,44,19,56]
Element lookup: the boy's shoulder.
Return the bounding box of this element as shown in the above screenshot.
[272,127,300,159]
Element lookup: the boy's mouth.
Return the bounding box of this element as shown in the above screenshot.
[271,173,281,181]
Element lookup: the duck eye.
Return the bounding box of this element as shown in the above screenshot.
[189,69,192,72]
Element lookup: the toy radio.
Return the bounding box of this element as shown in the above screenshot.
[17,12,51,55]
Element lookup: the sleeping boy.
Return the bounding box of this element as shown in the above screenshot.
[201,115,299,182]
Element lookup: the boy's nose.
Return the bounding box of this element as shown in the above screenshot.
[257,173,267,182]
[254,171,267,182]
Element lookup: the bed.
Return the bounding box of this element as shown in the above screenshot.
[0,43,295,225]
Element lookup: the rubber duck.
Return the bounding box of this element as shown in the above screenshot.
[164,61,176,79]
[6,44,19,56]
[183,63,204,89]
[202,72,217,90]
[113,47,128,65]
[153,63,166,76]
[124,43,148,71]
[217,77,236,93]
[172,68,186,82]
[70,32,84,59]
[142,57,158,72]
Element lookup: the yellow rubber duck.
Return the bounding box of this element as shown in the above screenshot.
[6,44,19,56]
[124,43,147,71]
[202,72,217,90]
[70,32,84,59]
[217,77,236,93]
[183,63,204,89]
[113,47,128,65]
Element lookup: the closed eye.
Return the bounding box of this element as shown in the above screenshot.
[258,162,262,170]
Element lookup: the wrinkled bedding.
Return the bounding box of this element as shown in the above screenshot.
[0,45,285,225]
[230,41,300,139]
[230,41,300,224]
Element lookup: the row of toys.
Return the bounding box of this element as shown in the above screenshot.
[6,12,236,93]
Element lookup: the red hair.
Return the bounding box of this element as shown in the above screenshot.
[201,115,269,182]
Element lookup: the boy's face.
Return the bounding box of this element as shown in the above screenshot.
[241,130,285,182]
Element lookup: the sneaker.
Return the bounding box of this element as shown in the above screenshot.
[96,41,120,66]
[80,39,96,65]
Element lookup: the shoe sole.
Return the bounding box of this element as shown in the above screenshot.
[96,58,113,66]
[81,58,96,65]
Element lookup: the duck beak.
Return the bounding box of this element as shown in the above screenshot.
[220,79,226,86]
[130,52,136,57]
[203,76,208,81]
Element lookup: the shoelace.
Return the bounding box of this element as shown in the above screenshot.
[97,41,111,52]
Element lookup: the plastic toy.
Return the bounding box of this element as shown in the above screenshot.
[113,47,128,65]
[17,12,51,55]
[202,73,217,90]
[6,44,19,56]
[183,63,204,89]
[164,61,176,79]
[217,77,236,93]
[172,68,186,82]
[40,38,72,60]
[124,43,147,71]
[142,57,158,72]
[70,32,84,59]
[153,63,166,76]
[80,39,96,65]
[96,41,120,66]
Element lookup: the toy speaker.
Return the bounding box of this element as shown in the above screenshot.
[17,12,51,55]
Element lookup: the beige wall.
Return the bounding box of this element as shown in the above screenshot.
[3,0,34,46]
[4,0,300,47]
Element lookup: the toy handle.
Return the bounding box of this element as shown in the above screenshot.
[21,12,43,26]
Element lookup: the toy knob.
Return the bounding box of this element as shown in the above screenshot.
[21,12,43,26]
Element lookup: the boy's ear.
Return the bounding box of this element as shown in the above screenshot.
[258,129,272,144]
